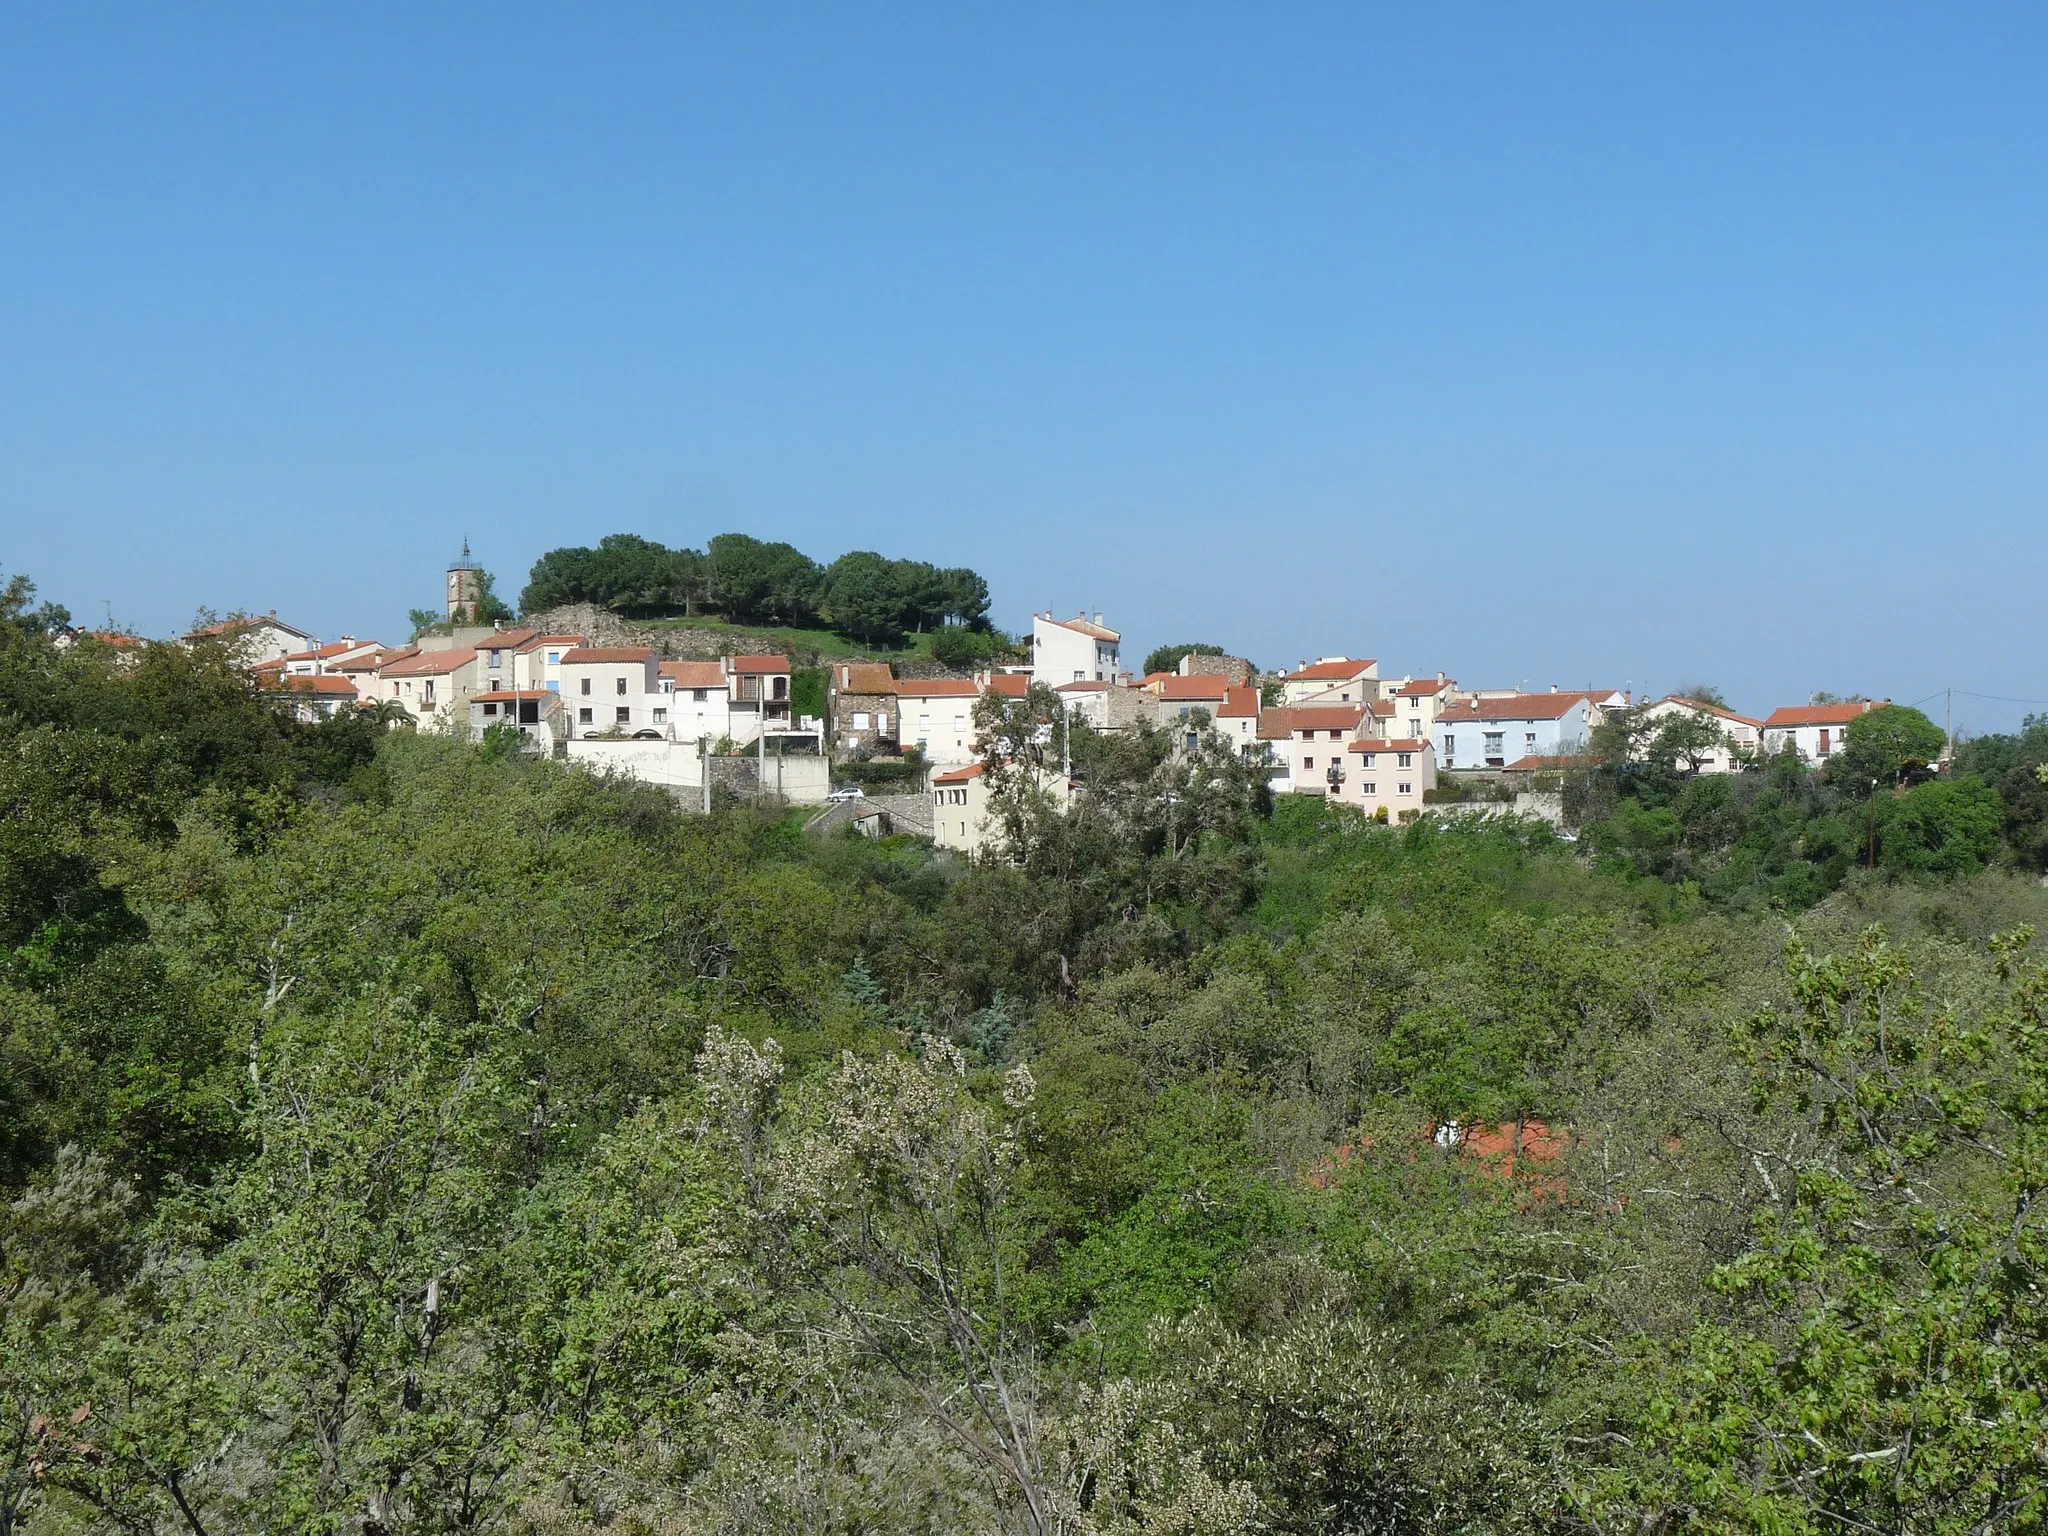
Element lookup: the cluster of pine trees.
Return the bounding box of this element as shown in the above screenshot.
[4,568,2047,1534]
[517,532,991,644]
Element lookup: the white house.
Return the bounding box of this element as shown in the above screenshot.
[267,673,363,721]
[660,660,735,744]
[559,647,663,738]
[1336,737,1437,822]
[1279,657,1379,706]
[470,689,563,747]
[1386,676,1459,743]
[279,637,382,677]
[1435,694,1596,771]
[1643,696,1764,773]
[1031,612,1121,688]
[1762,700,1883,765]
[184,613,317,666]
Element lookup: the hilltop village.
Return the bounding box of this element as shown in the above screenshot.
[81,546,1900,860]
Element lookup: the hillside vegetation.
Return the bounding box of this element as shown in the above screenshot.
[5,569,2048,1534]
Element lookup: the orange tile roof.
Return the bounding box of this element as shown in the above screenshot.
[1218,684,1261,718]
[184,613,313,641]
[833,662,896,693]
[86,631,144,649]
[1257,707,1296,741]
[728,654,790,674]
[471,689,556,703]
[1765,701,1880,727]
[1438,694,1588,723]
[380,647,478,678]
[932,761,989,785]
[1286,658,1376,682]
[472,628,541,650]
[1501,754,1587,772]
[894,678,982,698]
[516,633,585,651]
[1057,680,1110,693]
[333,646,413,673]
[559,646,656,665]
[660,660,728,688]
[985,674,1031,697]
[1157,674,1234,701]
[1393,678,1451,697]
[1347,737,1432,754]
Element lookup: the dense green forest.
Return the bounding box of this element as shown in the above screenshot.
[5,571,2048,1533]
[516,532,993,647]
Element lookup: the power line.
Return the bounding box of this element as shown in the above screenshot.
[1953,688,2048,707]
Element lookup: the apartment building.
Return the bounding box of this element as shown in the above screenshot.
[1030,612,1121,688]
[1336,737,1438,821]
[559,647,662,737]
[1279,657,1379,706]
[1435,694,1596,770]
[1762,700,1882,764]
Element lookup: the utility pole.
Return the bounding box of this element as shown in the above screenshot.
[1945,687,1955,770]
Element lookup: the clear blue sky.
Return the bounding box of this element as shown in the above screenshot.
[4,6,2044,731]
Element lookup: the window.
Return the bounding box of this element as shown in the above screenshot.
[652,707,667,724]
[1362,753,1376,767]
[1524,732,1537,750]
[424,682,435,704]
[660,679,674,694]
[853,711,871,730]
[482,701,499,717]
[1361,781,1377,794]
[545,651,560,666]
[488,676,501,691]
[772,677,787,699]
[1398,781,1413,795]
[954,715,966,734]
[616,677,628,696]
[1398,752,1412,768]
[917,714,930,738]
[615,706,631,725]
[1074,671,1084,681]
[1484,732,1504,751]
[488,649,502,667]
[693,688,707,702]
[1442,734,1455,755]
[580,678,591,696]
[578,707,592,725]
[1303,756,1315,770]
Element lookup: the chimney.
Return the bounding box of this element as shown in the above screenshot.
[1437,671,1445,684]
[1095,611,1103,626]
[1549,684,1558,693]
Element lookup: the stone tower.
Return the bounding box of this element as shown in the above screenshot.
[446,538,482,622]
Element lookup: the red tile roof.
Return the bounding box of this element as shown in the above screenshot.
[1057,680,1110,693]
[894,678,982,698]
[471,689,556,703]
[559,647,656,665]
[1257,708,1296,741]
[184,613,313,641]
[985,674,1030,697]
[1286,658,1376,682]
[380,647,479,677]
[1501,754,1587,772]
[1347,737,1432,754]
[1438,694,1588,723]
[1764,701,1880,727]
[1393,678,1451,697]
[333,646,412,673]
[472,628,541,651]
[515,633,585,651]
[1157,674,1234,701]
[660,660,728,689]
[728,654,791,674]
[1218,684,1261,718]
[931,761,989,785]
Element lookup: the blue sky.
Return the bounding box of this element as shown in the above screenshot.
[4,6,2044,731]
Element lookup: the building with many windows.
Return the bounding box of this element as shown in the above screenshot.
[1030,612,1121,688]
[1435,693,1596,771]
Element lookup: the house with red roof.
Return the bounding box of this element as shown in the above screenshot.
[1762,699,1883,765]
[1338,737,1437,821]
[929,761,1072,858]
[1273,704,1371,795]
[378,647,482,730]
[182,612,317,667]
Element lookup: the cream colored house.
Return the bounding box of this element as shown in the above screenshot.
[1275,705,1370,795]
[183,613,317,666]
[1335,737,1437,821]
[378,647,482,730]
[894,678,984,767]
[279,637,382,677]
[1386,676,1459,742]
[930,761,1072,859]
[511,634,586,695]
[660,660,734,744]
[1643,695,1764,773]
[1030,612,1121,688]
[1762,700,1882,765]
[1279,657,1380,706]
[1214,683,1262,754]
